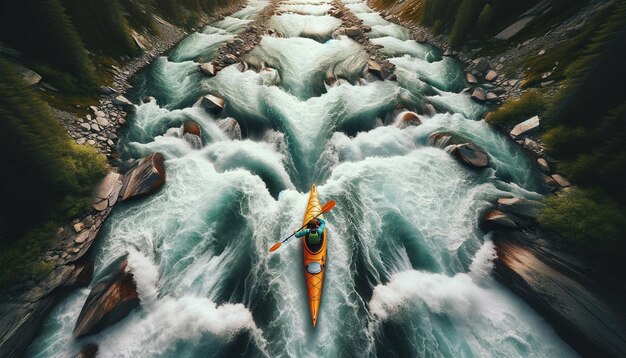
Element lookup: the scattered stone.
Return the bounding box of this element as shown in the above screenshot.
[95,110,106,118]
[471,87,486,102]
[199,62,218,76]
[474,57,491,73]
[552,174,571,187]
[485,70,498,82]
[466,73,478,84]
[76,138,86,145]
[75,230,90,244]
[448,142,490,168]
[96,117,109,127]
[523,137,543,155]
[486,92,499,102]
[537,158,550,173]
[112,95,136,112]
[98,86,117,95]
[73,222,84,233]
[80,123,91,131]
[510,115,540,138]
[538,49,546,56]
[345,26,363,38]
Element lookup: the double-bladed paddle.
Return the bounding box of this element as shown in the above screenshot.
[269,200,336,252]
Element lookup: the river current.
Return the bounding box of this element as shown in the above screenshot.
[28,0,578,356]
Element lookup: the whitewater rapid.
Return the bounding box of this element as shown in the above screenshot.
[27,0,577,357]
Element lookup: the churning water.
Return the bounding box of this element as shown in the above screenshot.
[28,0,578,357]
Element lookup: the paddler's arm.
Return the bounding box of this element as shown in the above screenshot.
[294,229,309,238]
[317,218,325,233]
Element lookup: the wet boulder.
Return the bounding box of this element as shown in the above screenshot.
[448,142,490,168]
[345,26,363,38]
[198,62,218,76]
[480,209,518,229]
[119,153,166,201]
[496,197,544,219]
[201,94,225,113]
[471,87,486,102]
[428,133,453,148]
[367,60,384,80]
[183,121,203,149]
[216,118,242,140]
[474,57,491,73]
[466,73,478,85]
[485,70,498,82]
[73,259,139,338]
[398,111,423,128]
[76,343,98,358]
[537,158,550,173]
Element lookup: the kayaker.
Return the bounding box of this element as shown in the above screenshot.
[294,218,325,245]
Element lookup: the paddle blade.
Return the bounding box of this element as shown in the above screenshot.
[269,242,282,252]
[322,200,336,213]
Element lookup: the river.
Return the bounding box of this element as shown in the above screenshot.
[27,0,578,356]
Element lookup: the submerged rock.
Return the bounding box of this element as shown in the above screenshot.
[216,118,242,140]
[73,259,139,338]
[183,120,203,149]
[496,197,544,219]
[260,67,280,86]
[398,111,423,128]
[481,209,518,229]
[119,153,166,201]
[198,62,218,76]
[471,87,486,102]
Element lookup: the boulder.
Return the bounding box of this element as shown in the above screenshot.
[182,121,203,149]
[199,62,218,76]
[345,26,363,38]
[92,172,123,209]
[481,209,517,229]
[96,117,109,127]
[17,66,42,86]
[493,230,626,357]
[510,115,540,138]
[523,137,543,156]
[537,158,550,173]
[260,67,280,86]
[474,57,491,73]
[486,92,499,102]
[428,133,453,148]
[112,95,136,113]
[485,70,498,81]
[398,111,422,127]
[466,73,478,84]
[73,259,139,338]
[119,153,166,201]
[552,174,571,187]
[201,94,225,113]
[367,60,384,80]
[183,121,201,137]
[224,54,238,64]
[448,142,489,168]
[497,197,544,219]
[542,173,560,189]
[471,87,486,102]
[216,118,242,140]
[494,16,536,40]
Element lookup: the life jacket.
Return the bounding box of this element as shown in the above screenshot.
[307,229,321,245]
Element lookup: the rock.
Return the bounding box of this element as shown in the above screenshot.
[98,86,117,95]
[260,67,280,86]
[92,172,123,209]
[481,209,517,229]
[497,197,544,219]
[216,117,242,140]
[485,70,498,81]
[367,60,384,80]
[119,153,166,201]
[448,142,489,168]
[96,117,109,127]
[494,16,536,40]
[492,230,626,357]
[17,66,42,86]
[538,49,546,56]
[428,133,453,148]
[523,137,543,155]
[551,174,571,187]
[75,230,90,244]
[398,111,422,127]
[94,110,106,117]
[537,158,550,173]
[73,259,139,338]
[90,124,100,132]
[345,26,363,38]
[474,57,491,73]
[201,94,225,113]
[486,92,499,102]
[496,63,504,71]
[142,96,156,103]
[76,138,86,145]
[199,62,217,76]
[112,95,136,112]
[73,222,84,233]
[80,123,91,131]
[76,343,98,358]
[542,173,560,189]
[224,54,238,64]
[471,87,486,102]
[466,73,478,84]
[183,121,201,136]
[510,115,540,138]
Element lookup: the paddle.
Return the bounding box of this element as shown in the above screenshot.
[269,200,336,253]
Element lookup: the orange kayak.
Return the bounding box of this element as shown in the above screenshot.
[302,184,327,327]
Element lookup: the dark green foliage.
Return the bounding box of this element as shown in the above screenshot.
[62,0,139,56]
[448,0,485,47]
[0,0,98,92]
[473,3,494,39]
[120,0,157,31]
[0,57,107,243]
[539,188,626,261]
[486,90,546,126]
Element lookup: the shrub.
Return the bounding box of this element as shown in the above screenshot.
[539,188,625,259]
[485,89,546,126]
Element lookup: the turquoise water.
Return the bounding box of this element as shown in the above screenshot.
[27,0,577,357]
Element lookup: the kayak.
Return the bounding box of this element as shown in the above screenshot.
[302,184,327,327]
